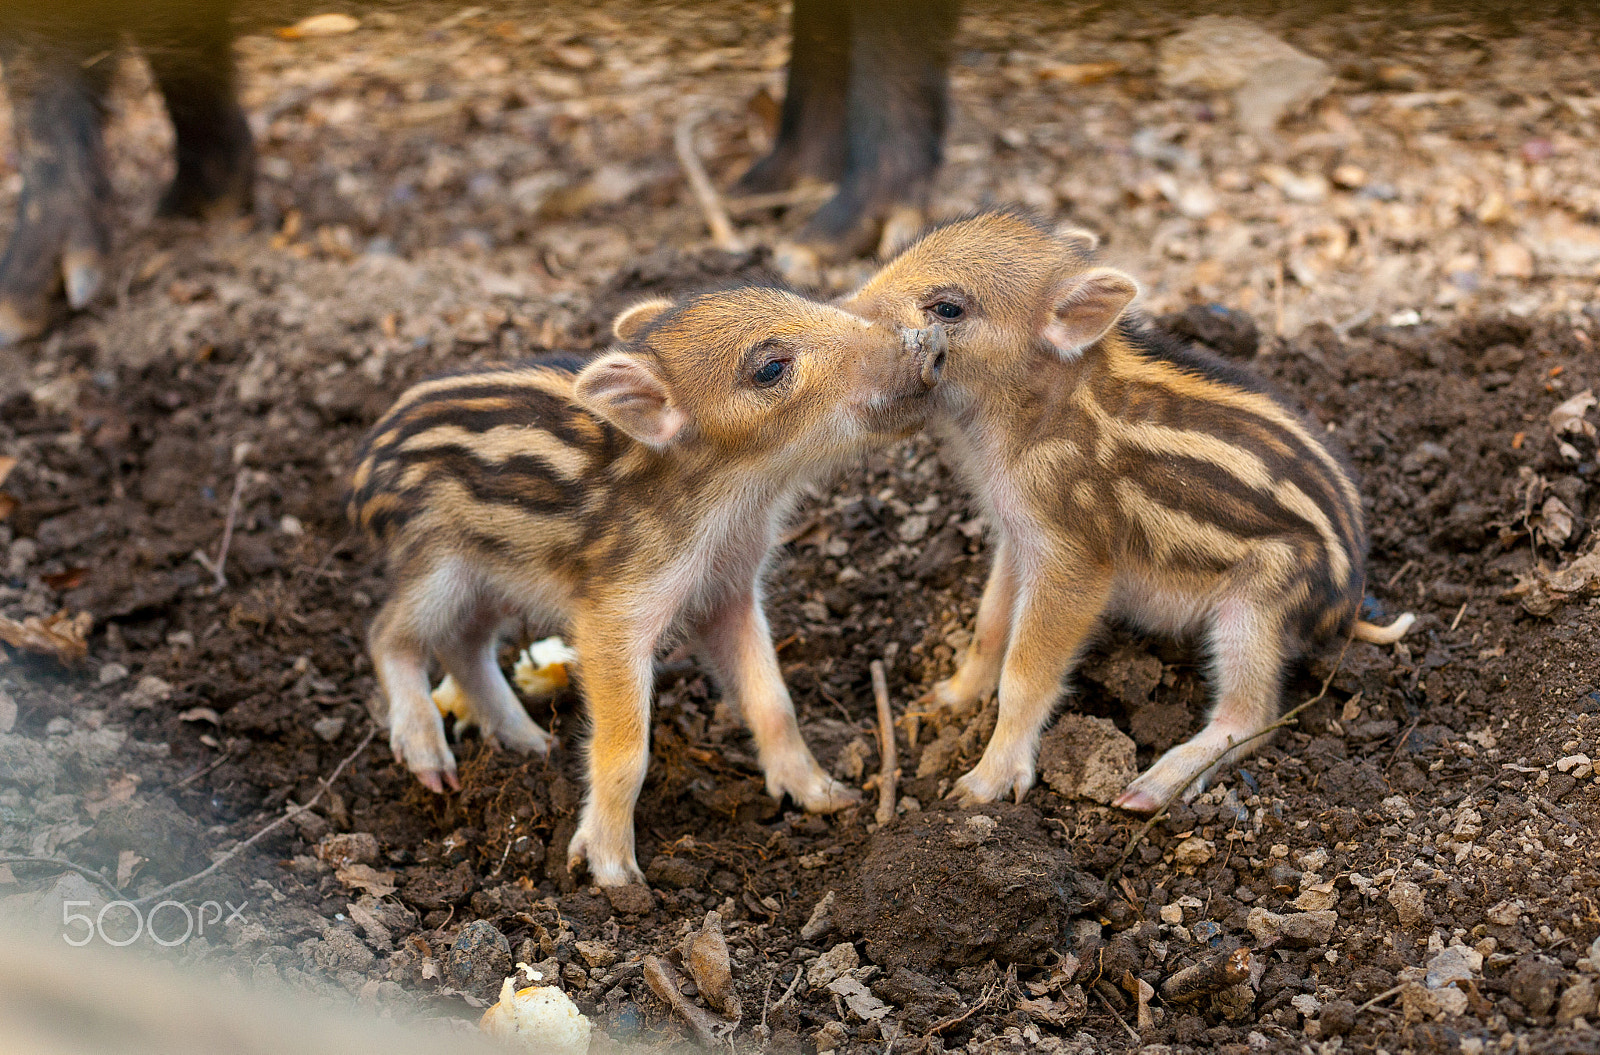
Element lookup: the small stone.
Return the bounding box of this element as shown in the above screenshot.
[1557,977,1598,1027]
[1489,242,1534,280]
[1509,956,1563,1017]
[801,890,836,942]
[1388,880,1426,928]
[1556,753,1592,773]
[1486,899,1521,926]
[1402,981,1469,1021]
[1425,945,1482,989]
[897,513,931,543]
[1160,904,1184,924]
[1331,164,1368,189]
[124,675,174,709]
[807,942,861,990]
[813,1021,848,1053]
[1172,837,1216,869]
[1320,998,1357,1035]
[0,690,14,734]
[98,662,129,686]
[645,855,707,890]
[1246,908,1336,948]
[603,883,656,916]
[1291,993,1322,1017]
[575,939,617,969]
[315,832,380,868]
[311,715,346,742]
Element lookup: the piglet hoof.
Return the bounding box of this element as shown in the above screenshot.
[390,728,459,794]
[769,763,860,814]
[566,827,645,888]
[1113,755,1215,814]
[493,719,553,758]
[949,760,1035,807]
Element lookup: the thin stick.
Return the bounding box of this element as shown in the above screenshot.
[1093,986,1141,1043]
[1384,559,1416,590]
[673,112,745,252]
[202,471,247,590]
[131,725,377,907]
[1356,983,1406,1014]
[0,856,121,897]
[1107,632,1355,886]
[927,977,1001,1036]
[771,964,806,1012]
[1449,601,1469,632]
[870,659,897,825]
[725,183,834,217]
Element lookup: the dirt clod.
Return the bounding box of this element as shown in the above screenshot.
[444,920,512,1002]
[836,804,1092,969]
[1036,715,1137,804]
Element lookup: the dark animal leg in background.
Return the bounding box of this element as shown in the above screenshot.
[138,0,254,219]
[736,0,850,195]
[0,35,115,345]
[796,0,959,259]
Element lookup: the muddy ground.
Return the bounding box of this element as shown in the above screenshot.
[2,3,1600,1053]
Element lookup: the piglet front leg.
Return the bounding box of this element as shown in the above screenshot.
[697,589,859,813]
[566,609,654,887]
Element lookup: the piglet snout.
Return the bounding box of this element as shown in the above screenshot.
[907,323,948,388]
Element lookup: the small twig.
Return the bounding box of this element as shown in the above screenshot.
[132,725,377,907]
[1385,715,1423,772]
[1094,985,1141,1043]
[926,977,1002,1036]
[870,659,898,826]
[169,744,235,789]
[1449,600,1469,632]
[724,183,835,217]
[199,471,248,590]
[771,964,805,1012]
[673,111,745,252]
[1356,983,1406,1014]
[1107,631,1355,886]
[1384,559,1416,590]
[0,856,121,898]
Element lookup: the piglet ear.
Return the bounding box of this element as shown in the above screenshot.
[1042,267,1139,358]
[573,352,687,449]
[611,297,676,342]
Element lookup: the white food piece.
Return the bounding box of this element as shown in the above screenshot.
[513,636,579,697]
[480,977,592,1055]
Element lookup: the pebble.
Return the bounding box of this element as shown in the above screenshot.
[1246,907,1336,947]
[602,883,655,916]
[444,919,512,998]
[1388,880,1426,929]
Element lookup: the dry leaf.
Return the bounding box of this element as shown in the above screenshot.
[116,850,144,888]
[178,707,222,725]
[278,12,360,39]
[85,772,140,818]
[336,863,397,897]
[1550,389,1597,439]
[0,456,15,487]
[1037,61,1123,85]
[39,568,87,591]
[0,610,92,663]
[684,910,741,1019]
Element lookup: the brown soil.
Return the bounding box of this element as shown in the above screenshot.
[2,3,1599,1053]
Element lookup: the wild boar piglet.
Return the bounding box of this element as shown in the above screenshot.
[843,209,1411,811]
[349,286,948,883]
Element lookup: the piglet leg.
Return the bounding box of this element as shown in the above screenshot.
[566,608,654,887]
[931,535,1017,713]
[952,560,1111,806]
[369,604,458,794]
[697,588,859,813]
[1115,597,1285,812]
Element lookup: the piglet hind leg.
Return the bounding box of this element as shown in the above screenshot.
[1114,597,1285,813]
[952,566,1111,806]
[0,39,114,344]
[697,590,859,813]
[434,607,551,758]
[565,612,653,887]
[929,537,1017,714]
[369,603,458,794]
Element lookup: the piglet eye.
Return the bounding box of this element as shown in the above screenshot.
[930,301,965,321]
[752,358,790,388]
